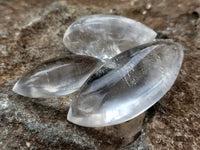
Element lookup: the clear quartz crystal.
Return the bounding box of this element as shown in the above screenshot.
[67,41,184,127]
[63,14,157,60]
[13,55,103,98]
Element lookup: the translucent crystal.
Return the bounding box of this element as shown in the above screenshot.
[13,55,103,98]
[63,14,157,60]
[67,41,184,127]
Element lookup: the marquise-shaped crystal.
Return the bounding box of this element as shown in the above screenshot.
[63,14,157,60]
[67,41,184,127]
[13,55,103,98]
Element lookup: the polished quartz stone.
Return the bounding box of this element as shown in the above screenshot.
[67,41,184,127]
[13,55,103,98]
[63,14,157,60]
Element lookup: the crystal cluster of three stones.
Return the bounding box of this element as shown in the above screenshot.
[13,14,184,127]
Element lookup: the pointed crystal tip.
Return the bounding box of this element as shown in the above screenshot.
[12,79,51,98]
[12,81,21,95]
[67,107,108,127]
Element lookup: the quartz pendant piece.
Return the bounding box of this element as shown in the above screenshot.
[63,14,157,60]
[13,55,103,98]
[67,41,184,127]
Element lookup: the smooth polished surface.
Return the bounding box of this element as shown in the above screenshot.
[63,14,157,60]
[68,41,184,127]
[13,55,103,98]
